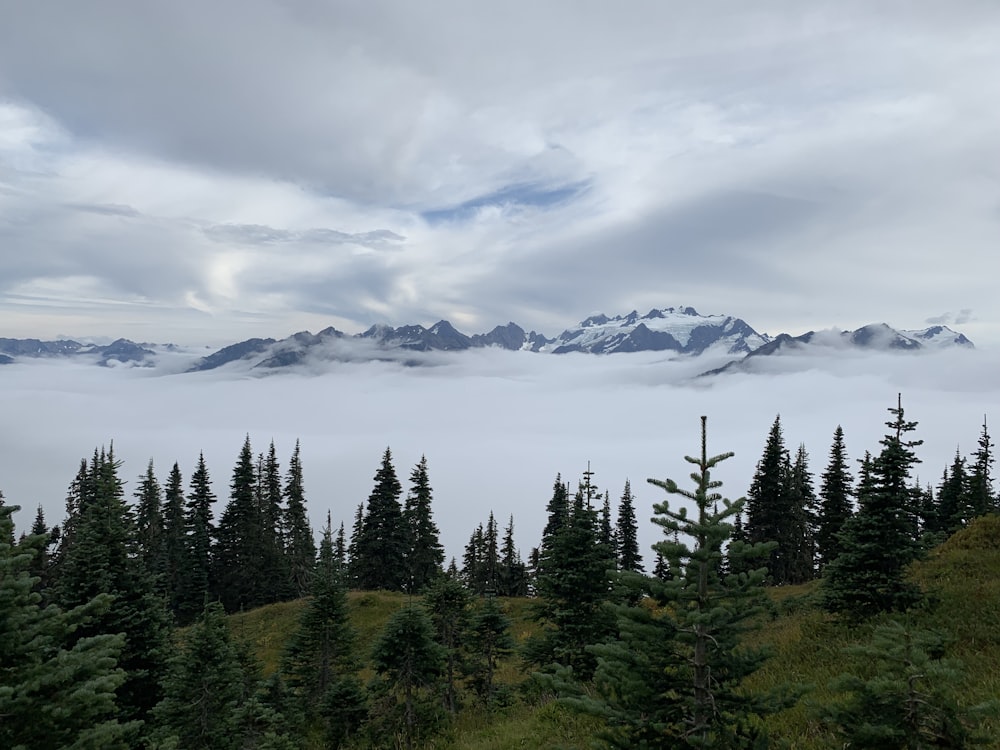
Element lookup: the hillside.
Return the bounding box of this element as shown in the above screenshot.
[225,517,1000,749]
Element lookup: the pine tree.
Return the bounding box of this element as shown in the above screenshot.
[816,426,854,571]
[259,440,289,602]
[564,417,790,747]
[282,439,315,598]
[467,595,515,709]
[787,444,818,582]
[1,505,137,749]
[404,455,445,592]
[462,523,486,593]
[345,502,364,589]
[822,395,924,619]
[540,474,569,553]
[178,452,217,625]
[934,450,968,535]
[369,605,447,750]
[353,448,407,591]
[615,480,643,573]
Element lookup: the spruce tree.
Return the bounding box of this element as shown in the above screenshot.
[345,502,364,589]
[816,426,854,571]
[134,458,165,581]
[467,595,515,709]
[214,435,262,611]
[404,455,445,592]
[258,440,289,602]
[822,395,924,619]
[966,417,996,517]
[353,448,407,591]
[934,451,968,535]
[497,514,529,597]
[423,574,472,714]
[787,443,818,582]
[615,480,643,573]
[1,505,137,749]
[282,439,315,598]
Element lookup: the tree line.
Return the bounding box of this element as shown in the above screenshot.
[2,394,998,748]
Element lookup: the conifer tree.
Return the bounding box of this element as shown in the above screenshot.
[161,462,187,621]
[497,514,529,596]
[258,440,289,602]
[282,439,315,597]
[214,435,262,611]
[353,448,407,591]
[345,502,364,589]
[178,452,216,625]
[404,455,445,592]
[966,417,996,517]
[369,605,447,750]
[462,523,487,593]
[134,458,165,580]
[615,480,643,573]
[540,473,569,553]
[599,491,617,560]
[467,595,515,709]
[423,574,472,714]
[816,426,854,571]
[282,517,365,747]
[822,395,924,619]
[50,449,171,725]
[787,444,818,582]
[527,470,616,680]
[1,505,137,749]
[26,504,54,593]
[565,417,789,747]
[933,451,968,535]
[153,602,250,750]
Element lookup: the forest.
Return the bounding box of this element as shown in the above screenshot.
[3,394,1000,749]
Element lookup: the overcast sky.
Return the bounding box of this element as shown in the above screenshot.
[1,1,998,347]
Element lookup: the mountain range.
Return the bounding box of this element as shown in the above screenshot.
[0,307,974,374]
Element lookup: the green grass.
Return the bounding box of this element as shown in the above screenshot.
[226,516,1000,749]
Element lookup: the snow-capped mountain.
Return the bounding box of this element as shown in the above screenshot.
[542,307,768,355]
[0,311,975,374]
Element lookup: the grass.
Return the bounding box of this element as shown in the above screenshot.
[226,516,1000,748]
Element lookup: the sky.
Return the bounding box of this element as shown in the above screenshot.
[1,1,999,348]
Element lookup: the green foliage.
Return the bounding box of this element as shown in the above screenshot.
[352,448,408,591]
[283,439,316,598]
[1,505,137,750]
[178,452,216,625]
[819,620,999,747]
[467,596,516,709]
[823,395,924,619]
[616,479,643,573]
[405,455,445,592]
[423,574,472,713]
[816,425,854,570]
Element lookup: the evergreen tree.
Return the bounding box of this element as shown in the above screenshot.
[161,462,187,620]
[26,504,54,594]
[404,455,445,592]
[178,452,216,625]
[540,474,569,553]
[345,502,364,589]
[819,620,998,748]
[816,426,854,571]
[333,521,347,571]
[258,440,289,602]
[787,444,818,582]
[744,415,805,585]
[214,435,262,612]
[934,450,968,535]
[282,518,366,748]
[823,395,924,619]
[497,514,529,597]
[468,595,516,709]
[565,417,790,747]
[153,602,250,750]
[615,480,643,573]
[49,448,170,726]
[282,439,315,598]
[526,469,616,681]
[369,605,447,750]
[462,522,488,594]
[134,458,165,581]
[423,574,472,714]
[966,417,996,517]
[353,448,407,591]
[1,505,137,749]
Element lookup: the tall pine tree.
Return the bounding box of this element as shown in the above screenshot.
[404,455,445,592]
[282,439,315,598]
[353,448,407,591]
[816,426,854,571]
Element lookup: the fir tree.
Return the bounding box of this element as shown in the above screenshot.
[822,395,924,619]
[134,458,165,580]
[214,435,262,612]
[467,595,516,709]
[787,443,818,582]
[423,574,472,714]
[966,417,996,517]
[1,505,137,749]
[816,426,854,571]
[934,450,968,535]
[404,455,445,592]
[615,480,643,573]
[345,502,364,589]
[540,473,569,553]
[353,448,407,591]
[258,440,289,602]
[497,514,529,597]
[282,439,315,598]
[369,605,447,750]
[161,462,187,621]
[179,452,216,625]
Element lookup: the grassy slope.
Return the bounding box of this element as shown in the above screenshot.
[228,516,1000,749]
